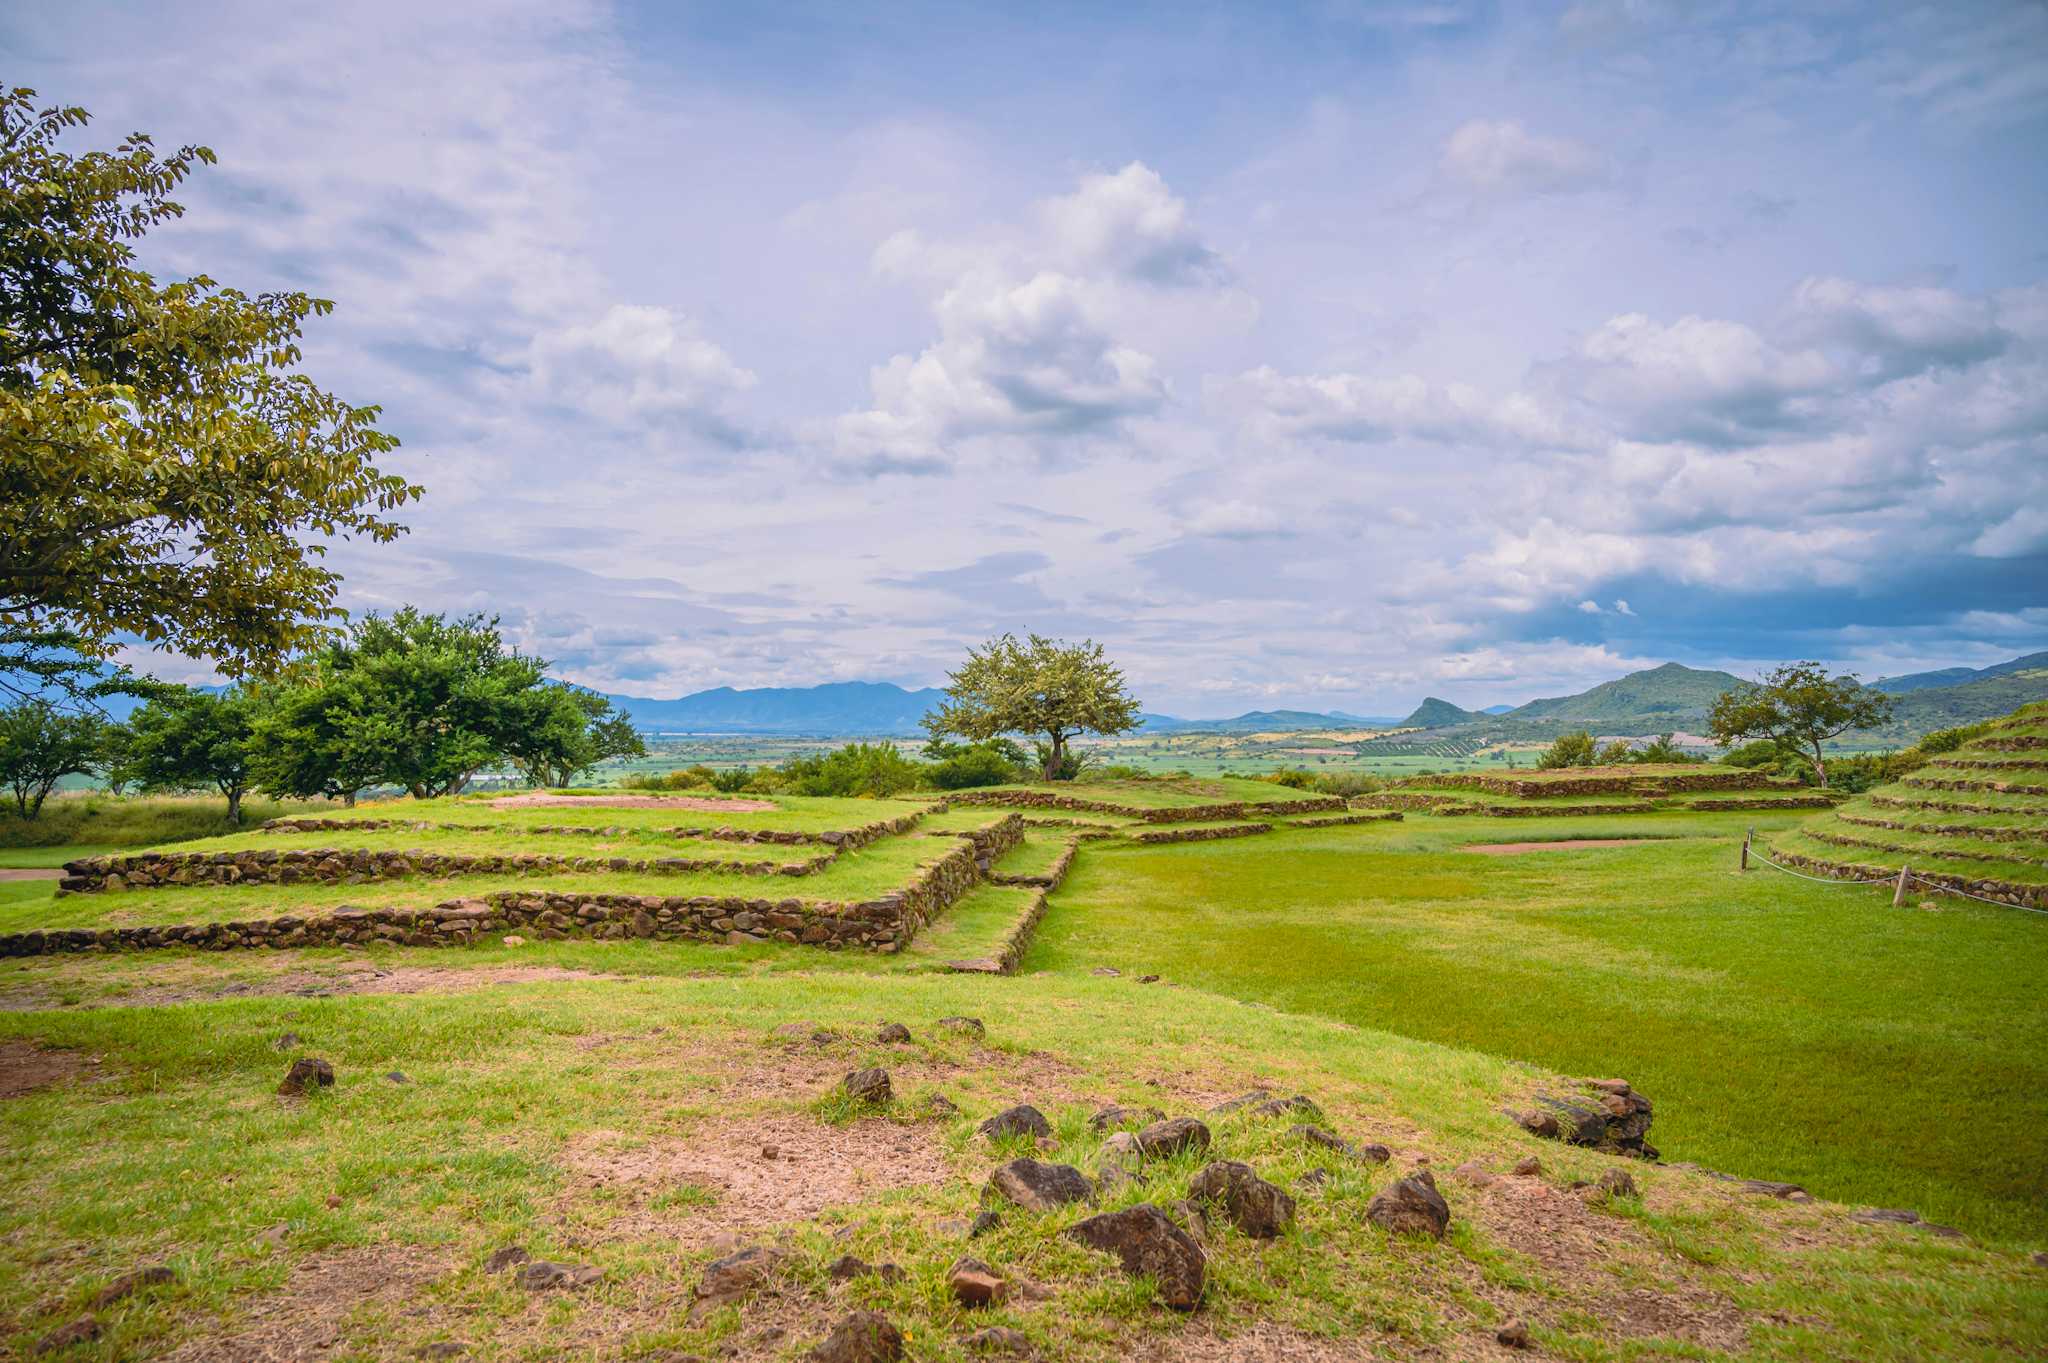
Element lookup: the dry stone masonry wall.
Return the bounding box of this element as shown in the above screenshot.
[58,846,833,892]
[260,809,925,849]
[947,789,1343,822]
[1410,768,1773,799]
[1130,823,1274,845]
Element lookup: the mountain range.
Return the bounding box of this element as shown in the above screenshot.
[1873,651,2048,693]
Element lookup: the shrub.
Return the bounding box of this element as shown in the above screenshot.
[1536,731,1597,769]
[1083,763,1152,782]
[927,746,1020,790]
[1264,768,1316,789]
[1917,721,1993,755]
[1311,771,1382,797]
[622,767,712,791]
[779,743,924,798]
[710,766,754,793]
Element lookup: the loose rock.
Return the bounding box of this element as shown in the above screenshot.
[1188,1160,1296,1238]
[516,1261,599,1290]
[1512,1155,1542,1177]
[936,1016,986,1039]
[947,1256,1009,1307]
[384,1071,411,1084]
[276,1056,335,1097]
[1207,1089,1273,1115]
[875,1022,912,1044]
[1134,1116,1211,1160]
[92,1264,176,1308]
[969,1210,1002,1238]
[1453,1161,1496,1187]
[697,1245,785,1304]
[984,1158,1092,1213]
[964,1325,1033,1355]
[1740,1179,1812,1201]
[34,1316,99,1355]
[1597,1168,1639,1199]
[1091,966,1121,977]
[484,1245,530,1273]
[1497,1318,1529,1349]
[978,1104,1052,1141]
[1063,1205,1206,1309]
[1088,1103,1163,1132]
[1531,1080,1656,1158]
[273,1032,302,1051]
[1365,1170,1451,1240]
[1248,1094,1319,1120]
[840,1068,892,1106]
[808,1311,905,1363]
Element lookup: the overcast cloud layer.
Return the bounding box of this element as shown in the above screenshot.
[8,0,2046,714]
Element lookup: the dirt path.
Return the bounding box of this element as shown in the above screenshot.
[1463,839,1661,855]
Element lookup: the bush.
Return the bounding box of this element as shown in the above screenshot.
[1263,768,1316,789]
[1311,771,1382,797]
[927,746,1020,790]
[1081,764,1152,782]
[1917,721,1993,755]
[1536,731,1597,769]
[1031,740,1090,782]
[621,766,713,791]
[779,743,924,798]
[709,766,754,793]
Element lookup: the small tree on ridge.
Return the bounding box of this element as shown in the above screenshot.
[924,634,1141,781]
[1707,662,1892,788]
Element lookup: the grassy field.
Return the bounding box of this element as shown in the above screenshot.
[2,791,2045,1359]
[1032,811,2048,1243]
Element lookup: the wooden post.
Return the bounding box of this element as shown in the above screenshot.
[1740,827,1751,871]
[1893,864,1910,907]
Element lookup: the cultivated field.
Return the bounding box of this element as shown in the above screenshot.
[1,775,2044,1361]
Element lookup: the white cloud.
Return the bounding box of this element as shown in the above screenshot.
[1042,162,1225,287]
[526,305,755,431]
[1440,119,1611,197]
[1219,365,1577,448]
[1550,313,1836,444]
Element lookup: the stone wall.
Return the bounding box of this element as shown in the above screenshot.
[260,810,926,849]
[1979,737,2048,751]
[3,815,1025,960]
[1763,847,2048,910]
[1930,757,2048,771]
[1686,796,1837,811]
[1902,776,2035,795]
[59,846,834,892]
[1840,813,2048,844]
[1129,823,1273,844]
[1286,811,1404,828]
[947,789,1343,822]
[1410,768,1770,799]
[989,837,1080,889]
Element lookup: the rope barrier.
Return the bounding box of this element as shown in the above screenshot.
[1744,839,2048,915]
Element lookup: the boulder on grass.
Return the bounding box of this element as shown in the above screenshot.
[808,1311,904,1363]
[1088,1103,1164,1132]
[947,1256,1009,1307]
[984,1158,1092,1213]
[696,1245,785,1304]
[978,1104,1051,1141]
[1133,1116,1210,1160]
[1531,1080,1655,1157]
[1365,1170,1451,1240]
[1187,1160,1296,1239]
[276,1057,334,1097]
[841,1068,892,1106]
[1062,1205,1205,1310]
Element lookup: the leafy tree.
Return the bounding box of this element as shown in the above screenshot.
[925,634,1141,781]
[1595,738,1635,764]
[255,609,558,800]
[247,678,389,806]
[1536,730,1597,769]
[1707,662,1894,788]
[0,699,112,817]
[510,688,647,788]
[0,89,418,698]
[118,685,260,822]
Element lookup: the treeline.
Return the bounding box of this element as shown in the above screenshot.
[0,610,643,822]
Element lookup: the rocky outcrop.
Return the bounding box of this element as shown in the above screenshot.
[1515,1079,1658,1158]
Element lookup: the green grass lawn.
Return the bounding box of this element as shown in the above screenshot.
[989,831,1073,879]
[969,776,1328,811]
[1028,811,2048,1243]
[147,825,829,864]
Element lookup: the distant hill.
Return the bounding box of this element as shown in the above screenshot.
[1401,696,1478,729]
[1139,709,1403,733]
[1874,651,2048,694]
[1870,666,2048,737]
[601,681,944,733]
[1507,662,1744,725]
[1480,704,1514,715]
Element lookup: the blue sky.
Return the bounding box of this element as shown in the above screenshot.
[8,0,2046,713]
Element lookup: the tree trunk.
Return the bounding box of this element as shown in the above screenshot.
[226,785,243,825]
[1043,730,1067,781]
[1810,740,1828,789]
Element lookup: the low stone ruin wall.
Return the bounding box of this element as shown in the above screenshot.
[1902,776,2034,795]
[1930,757,2048,771]
[1763,847,2048,910]
[1355,792,1468,813]
[1355,794,1649,818]
[58,846,833,893]
[1808,828,2045,867]
[1978,736,2047,751]
[1869,794,2012,815]
[1686,796,1837,811]
[259,809,925,849]
[947,789,1343,823]
[1129,823,1273,845]
[1286,811,1403,828]
[4,815,1026,960]
[989,837,1080,889]
[1840,813,2048,843]
[1414,768,1769,799]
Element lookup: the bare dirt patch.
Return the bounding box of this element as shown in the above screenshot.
[161,1245,448,1363]
[1462,839,1658,855]
[0,1038,96,1098]
[15,962,625,1011]
[560,1112,954,1246]
[490,792,778,812]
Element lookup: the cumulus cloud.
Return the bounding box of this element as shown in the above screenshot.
[526,304,756,435]
[1546,312,1836,445]
[1786,277,2009,381]
[1219,366,1577,448]
[1440,119,1611,197]
[835,162,1229,473]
